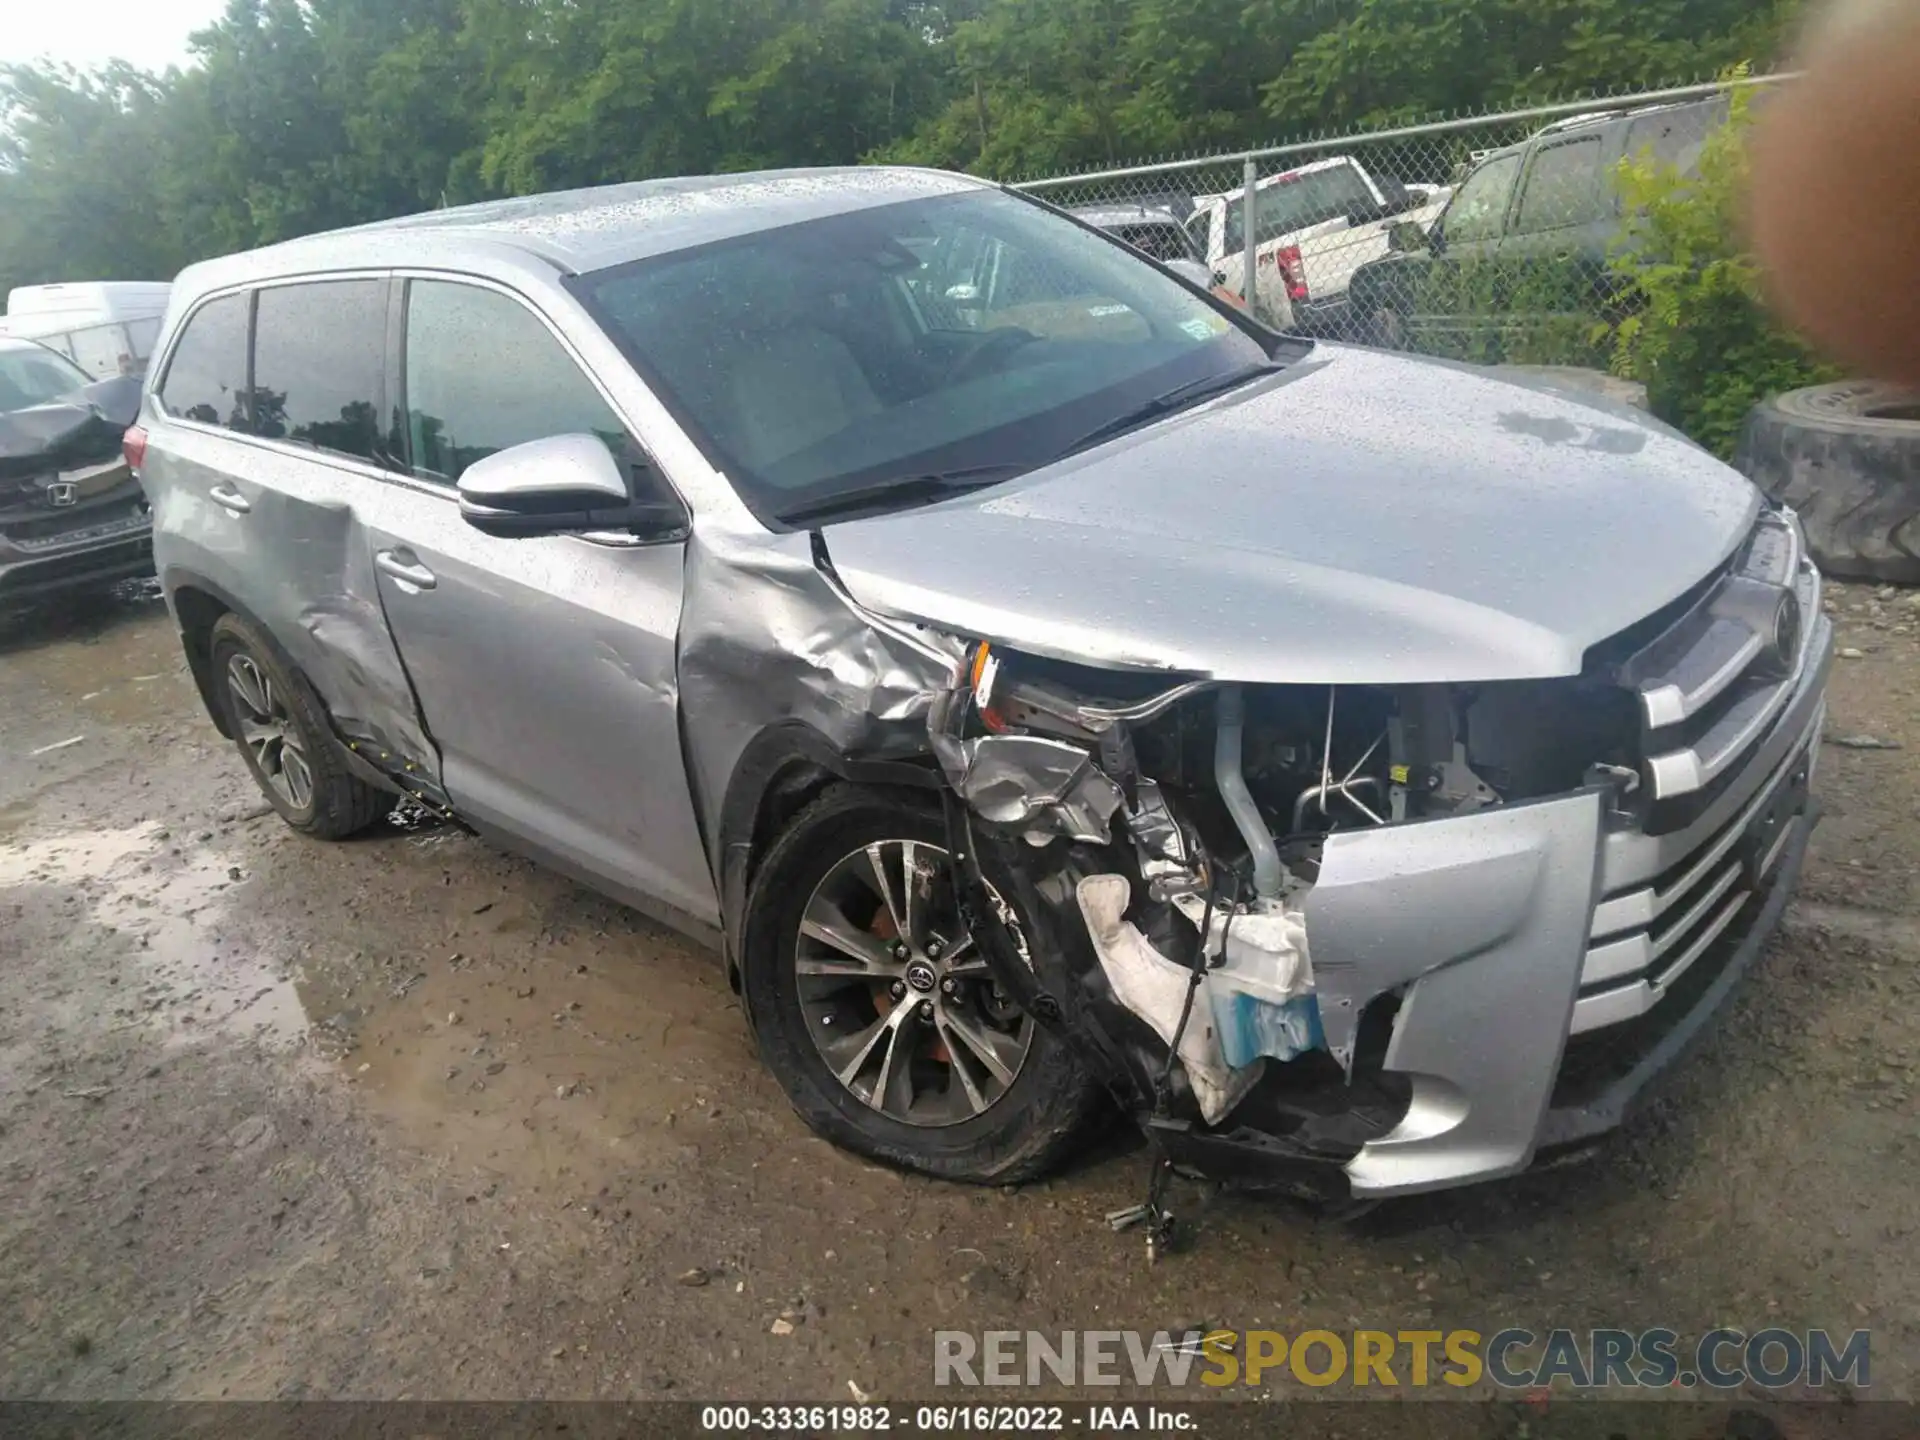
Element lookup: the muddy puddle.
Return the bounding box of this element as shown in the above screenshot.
[0,820,308,1051]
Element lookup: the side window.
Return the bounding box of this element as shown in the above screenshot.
[1184,209,1212,261]
[1512,137,1605,234]
[1438,154,1521,244]
[251,280,388,462]
[403,280,628,484]
[157,293,251,430]
[1623,104,1720,177]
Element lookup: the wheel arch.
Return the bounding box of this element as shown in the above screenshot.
[162,565,398,796]
[715,721,941,993]
[163,567,301,742]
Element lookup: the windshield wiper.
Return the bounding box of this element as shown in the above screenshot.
[1057,363,1280,460]
[778,464,1030,526]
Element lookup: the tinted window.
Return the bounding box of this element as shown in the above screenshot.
[1114,222,1195,262]
[1440,154,1522,244]
[1623,104,1721,176]
[404,281,627,484]
[158,293,250,429]
[1513,137,1605,233]
[251,280,387,462]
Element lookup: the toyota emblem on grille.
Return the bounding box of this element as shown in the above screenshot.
[45,480,79,508]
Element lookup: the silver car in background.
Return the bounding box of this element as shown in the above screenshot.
[132,168,1830,1202]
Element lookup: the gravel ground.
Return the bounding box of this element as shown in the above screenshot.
[2,578,1917,1408]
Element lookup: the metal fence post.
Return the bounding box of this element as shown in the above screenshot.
[1241,157,1258,323]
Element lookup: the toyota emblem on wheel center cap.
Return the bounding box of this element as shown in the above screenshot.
[904,959,938,993]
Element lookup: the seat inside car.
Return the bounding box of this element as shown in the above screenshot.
[725,324,881,471]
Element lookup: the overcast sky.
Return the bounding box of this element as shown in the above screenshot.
[2,0,226,74]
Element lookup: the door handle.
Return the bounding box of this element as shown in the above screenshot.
[208,483,251,514]
[375,548,437,590]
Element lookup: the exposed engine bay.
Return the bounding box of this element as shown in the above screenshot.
[924,637,1649,1209]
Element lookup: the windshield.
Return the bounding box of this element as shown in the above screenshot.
[1222,163,1378,255]
[0,343,91,414]
[579,188,1274,524]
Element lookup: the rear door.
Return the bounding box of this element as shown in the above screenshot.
[1379,149,1522,353]
[1499,132,1613,325]
[145,281,435,773]
[356,275,715,926]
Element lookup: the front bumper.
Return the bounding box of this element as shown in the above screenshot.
[1312,609,1832,1199]
[0,509,154,600]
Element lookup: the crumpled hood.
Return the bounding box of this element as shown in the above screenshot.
[820,345,1760,684]
[0,377,140,518]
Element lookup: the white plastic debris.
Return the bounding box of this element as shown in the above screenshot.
[1075,875,1260,1124]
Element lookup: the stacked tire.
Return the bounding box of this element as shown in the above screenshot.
[1737,381,1920,583]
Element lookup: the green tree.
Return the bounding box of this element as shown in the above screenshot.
[1604,79,1839,456]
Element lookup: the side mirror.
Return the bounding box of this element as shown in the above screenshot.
[1388,221,1432,255]
[457,433,687,540]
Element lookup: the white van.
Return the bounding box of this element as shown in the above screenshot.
[0,282,172,380]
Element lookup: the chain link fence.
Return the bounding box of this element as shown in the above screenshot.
[1014,77,1789,367]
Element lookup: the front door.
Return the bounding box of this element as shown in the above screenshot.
[360,277,716,927]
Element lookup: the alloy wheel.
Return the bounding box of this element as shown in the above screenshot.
[794,839,1034,1127]
[226,653,314,811]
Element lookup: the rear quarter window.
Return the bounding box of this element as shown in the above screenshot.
[157,293,251,430]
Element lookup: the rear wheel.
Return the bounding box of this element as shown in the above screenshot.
[208,612,396,839]
[740,785,1099,1184]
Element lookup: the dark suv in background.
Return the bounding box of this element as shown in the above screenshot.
[1347,96,1728,353]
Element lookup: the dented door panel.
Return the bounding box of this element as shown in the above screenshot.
[362,480,718,929]
[146,424,436,772]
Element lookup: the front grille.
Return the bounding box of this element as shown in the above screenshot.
[1551,853,1782,1110]
[2,497,147,546]
[1570,709,1817,1037]
[1593,510,1822,833]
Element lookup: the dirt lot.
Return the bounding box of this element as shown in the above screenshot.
[3,578,1918,1407]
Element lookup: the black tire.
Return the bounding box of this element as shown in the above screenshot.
[208,612,396,839]
[1371,306,1408,350]
[1736,381,1920,583]
[740,784,1099,1185]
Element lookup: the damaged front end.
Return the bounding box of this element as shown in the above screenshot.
[923,511,1830,1201]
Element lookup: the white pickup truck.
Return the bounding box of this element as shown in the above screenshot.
[1188,157,1450,335]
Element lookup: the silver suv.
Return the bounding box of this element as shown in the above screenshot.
[135,168,1831,1201]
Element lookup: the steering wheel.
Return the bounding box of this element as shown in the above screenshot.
[948,326,1042,382]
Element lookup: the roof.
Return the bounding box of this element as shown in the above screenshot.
[172,166,990,300]
[1067,203,1189,228]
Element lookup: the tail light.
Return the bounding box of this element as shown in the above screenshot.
[122,424,148,473]
[1276,245,1309,303]
[1255,246,1310,303]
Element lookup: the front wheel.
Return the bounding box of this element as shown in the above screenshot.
[740,785,1099,1184]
